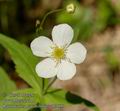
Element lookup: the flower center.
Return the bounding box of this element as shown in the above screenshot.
[52,47,65,60]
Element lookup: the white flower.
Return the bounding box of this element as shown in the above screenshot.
[31,24,87,80]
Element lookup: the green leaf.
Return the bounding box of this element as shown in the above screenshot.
[0,34,41,93]
[0,88,40,111]
[44,90,69,105]
[0,67,16,100]
[66,92,100,111]
[44,91,100,111]
[29,105,41,111]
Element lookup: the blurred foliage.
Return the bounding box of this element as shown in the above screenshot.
[0,0,119,42]
[104,46,120,72]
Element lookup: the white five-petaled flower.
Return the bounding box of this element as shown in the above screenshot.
[31,24,87,80]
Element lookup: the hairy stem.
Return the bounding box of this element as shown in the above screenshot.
[39,8,64,30]
[43,76,57,95]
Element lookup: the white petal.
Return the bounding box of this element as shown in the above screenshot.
[57,60,76,80]
[30,36,54,57]
[52,24,73,47]
[66,42,87,64]
[36,58,57,78]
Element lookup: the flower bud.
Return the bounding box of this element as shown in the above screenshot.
[66,3,76,14]
[36,20,40,27]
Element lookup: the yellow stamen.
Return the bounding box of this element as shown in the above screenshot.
[52,46,65,60]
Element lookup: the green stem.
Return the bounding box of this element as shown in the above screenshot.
[43,76,57,95]
[42,78,45,91]
[39,8,64,30]
[47,89,62,93]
